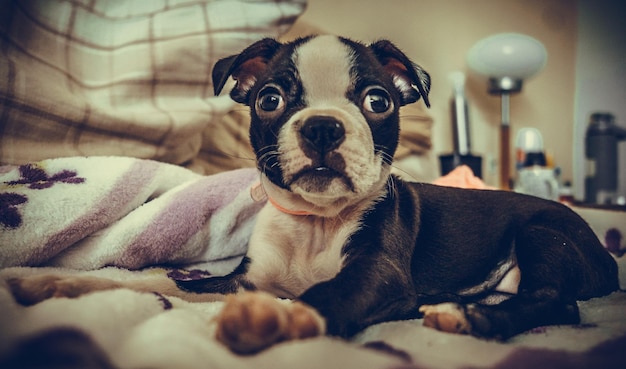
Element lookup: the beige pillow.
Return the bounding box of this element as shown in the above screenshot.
[0,0,307,166]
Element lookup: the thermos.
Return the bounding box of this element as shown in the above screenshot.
[513,128,559,201]
[584,112,626,204]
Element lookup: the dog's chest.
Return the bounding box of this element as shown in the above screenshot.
[246,206,360,298]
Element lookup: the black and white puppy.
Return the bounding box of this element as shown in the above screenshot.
[175,35,619,353]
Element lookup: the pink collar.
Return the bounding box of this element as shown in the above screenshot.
[251,181,314,216]
[267,196,314,216]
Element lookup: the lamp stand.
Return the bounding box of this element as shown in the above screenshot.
[488,77,523,190]
[500,93,511,189]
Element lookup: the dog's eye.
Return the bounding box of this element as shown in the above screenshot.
[257,87,285,112]
[363,88,391,113]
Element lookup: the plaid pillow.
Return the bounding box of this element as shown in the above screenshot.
[0,0,307,167]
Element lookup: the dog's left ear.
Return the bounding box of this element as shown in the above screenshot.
[369,40,431,108]
[212,38,282,104]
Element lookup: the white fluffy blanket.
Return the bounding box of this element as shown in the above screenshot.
[1,157,625,369]
[0,157,263,274]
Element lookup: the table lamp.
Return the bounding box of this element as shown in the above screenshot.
[467,33,548,189]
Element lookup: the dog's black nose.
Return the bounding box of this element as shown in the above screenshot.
[300,117,345,153]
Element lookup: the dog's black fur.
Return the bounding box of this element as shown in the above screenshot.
[177,36,619,340]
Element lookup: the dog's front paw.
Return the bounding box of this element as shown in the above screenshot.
[215,291,326,355]
[419,303,473,335]
[7,275,123,306]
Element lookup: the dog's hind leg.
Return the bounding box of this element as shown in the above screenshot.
[420,293,580,339]
[421,223,618,339]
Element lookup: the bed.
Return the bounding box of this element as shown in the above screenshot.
[1,1,625,368]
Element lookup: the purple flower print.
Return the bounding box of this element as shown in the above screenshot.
[7,164,85,189]
[0,193,28,228]
[1,164,86,229]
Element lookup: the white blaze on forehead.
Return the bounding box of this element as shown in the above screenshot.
[294,36,354,106]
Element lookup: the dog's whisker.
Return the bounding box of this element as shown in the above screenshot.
[257,148,281,167]
[385,175,398,199]
[389,163,420,183]
[257,146,279,158]
[373,147,422,183]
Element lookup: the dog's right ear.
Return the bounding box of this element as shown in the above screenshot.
[369,40,431,108]
[212,38,282,104]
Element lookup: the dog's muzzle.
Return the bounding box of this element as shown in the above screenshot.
[285,116,353,193]
[278,107,385,201]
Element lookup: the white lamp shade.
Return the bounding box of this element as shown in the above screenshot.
[467,33,548,79]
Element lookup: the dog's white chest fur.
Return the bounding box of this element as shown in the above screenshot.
[245,204,361,298]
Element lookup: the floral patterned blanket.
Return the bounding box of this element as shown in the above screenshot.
[1,158,625,369]
[0,157,263,273]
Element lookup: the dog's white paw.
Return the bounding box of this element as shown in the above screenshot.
[215,291,326,354]
[419,302,473,334]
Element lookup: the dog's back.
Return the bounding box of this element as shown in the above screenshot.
[401,181,618,300]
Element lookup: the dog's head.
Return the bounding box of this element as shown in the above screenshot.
[213,35,430,215]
